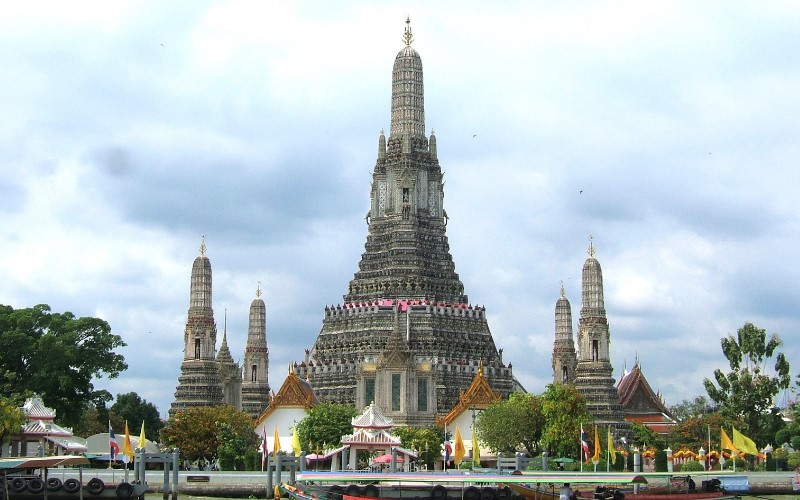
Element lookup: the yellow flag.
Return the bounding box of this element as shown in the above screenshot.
[471,430,481,467]
[122,421,134,462]
[291,425,302,457]
[720,428,736,453]
[732,427,758,455]
[607,427,616,465]
[139,421,146,449]
[592,426,600,462]
[454,426,466,466]
[273,424,281,457]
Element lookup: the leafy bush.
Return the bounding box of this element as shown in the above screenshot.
[788,451,800,469]
[244,450,260,471]
[217,446,236,471]
[722,457,745,470]
[680,460,704,472]
[655,450,668,472]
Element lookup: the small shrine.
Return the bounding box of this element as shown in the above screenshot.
[7,396,87,457]
[437,362,502,466]
[337,402,417,471]
[255,369,319,455]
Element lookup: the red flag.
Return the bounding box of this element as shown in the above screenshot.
[109,422,120,462]
[580,425,590,464]
[261,427,268,470]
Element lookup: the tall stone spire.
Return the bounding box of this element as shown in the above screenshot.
[241,283,271,418]
[170,237,223,417]
[390,17,425,140]
[572,237,628,433]
[552,282,577,384]
[301,20,516,426]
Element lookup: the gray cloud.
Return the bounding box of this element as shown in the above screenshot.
[1,3,798,417]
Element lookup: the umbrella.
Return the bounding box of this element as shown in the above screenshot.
[371,454,404,464]
[553,457,576,463]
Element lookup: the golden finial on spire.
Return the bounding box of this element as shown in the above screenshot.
[199,235,207,256]
[403,16,414,46]
[560,280,565,298]
[588,234,595,257]
[256,281,262,298]
[478,359,484,376]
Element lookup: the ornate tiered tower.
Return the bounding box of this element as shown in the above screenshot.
[170,238,224,417]
[297,19,516,426]
[241,285,271,418]
[552,282,577,384]
[572,237,628,432]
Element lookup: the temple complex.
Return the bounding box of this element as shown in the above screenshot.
[170,240,270,418]
[293,19,517,426]
[168,21,666,437]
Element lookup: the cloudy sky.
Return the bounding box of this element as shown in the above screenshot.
[2,2,799,419]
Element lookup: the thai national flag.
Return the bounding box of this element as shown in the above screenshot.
[443,432,452,464]
[109,422,120,462]
[580,425,590,463]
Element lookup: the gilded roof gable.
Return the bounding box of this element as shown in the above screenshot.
[440,363,502,425]
[256,371,318,424]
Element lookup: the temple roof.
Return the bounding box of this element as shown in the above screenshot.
[256,371,318,424]
[23,396,56,420]
[617,363,671,417]
[352,402,394,429]
[341,428,401,446]
[22,419,72,437]
[439,363,502,426]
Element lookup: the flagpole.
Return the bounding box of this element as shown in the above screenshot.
[707,425,711,471]
[444,422,447,472]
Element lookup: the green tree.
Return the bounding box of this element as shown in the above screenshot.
[216,420,258,470]
[474,392,544,456]
[703,322,790,446]
[670,396,715,422]
[161,405,256,462]
[666,412,728,452]
[540,383,593,458]
[392,426,443,469]
[297,403,357,452]
[111,392,163,442]
[0,395,26,455]
[0,304,127,427]
[628,421,665,451]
